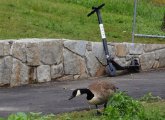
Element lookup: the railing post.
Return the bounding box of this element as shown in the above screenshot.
[132,0,137,44]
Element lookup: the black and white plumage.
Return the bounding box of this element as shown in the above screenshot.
[68,81,117,114]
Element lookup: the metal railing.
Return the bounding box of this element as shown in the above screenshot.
[131,0,165,43]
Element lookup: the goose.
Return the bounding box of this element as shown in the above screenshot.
[68,81,118,114]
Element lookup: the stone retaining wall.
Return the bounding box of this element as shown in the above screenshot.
[0,38,165,87]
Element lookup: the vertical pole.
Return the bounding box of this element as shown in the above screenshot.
[132,0,137,44]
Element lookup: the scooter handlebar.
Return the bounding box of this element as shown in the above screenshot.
[87,3,105,17]
[97,3,105,10]
[87,10,96,17]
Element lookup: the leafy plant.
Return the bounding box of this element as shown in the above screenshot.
[102,92,165,120]
[103,92,144,120]
[7,112,28,120]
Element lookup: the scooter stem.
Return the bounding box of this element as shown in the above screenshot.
[87,3,116,76]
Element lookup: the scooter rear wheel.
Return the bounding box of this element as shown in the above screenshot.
[105,63,116,77]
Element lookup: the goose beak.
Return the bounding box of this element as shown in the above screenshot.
[68,95,74,100]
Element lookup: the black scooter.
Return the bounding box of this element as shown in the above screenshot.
[87,3,140,77]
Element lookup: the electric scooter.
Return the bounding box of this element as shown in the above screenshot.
[87,3,140,77]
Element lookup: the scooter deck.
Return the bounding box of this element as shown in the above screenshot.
[111,59,140,72]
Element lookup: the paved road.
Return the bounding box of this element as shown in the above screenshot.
[0,69,165,117]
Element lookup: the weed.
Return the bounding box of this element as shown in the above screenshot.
[139,92,162,102]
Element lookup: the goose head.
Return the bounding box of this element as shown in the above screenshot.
[68,89,82,100]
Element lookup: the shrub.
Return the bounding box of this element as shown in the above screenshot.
[102,92,164,120]
[103,92,144,120]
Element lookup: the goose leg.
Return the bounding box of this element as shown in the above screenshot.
[95,105,101,115]
[104,102,107,109]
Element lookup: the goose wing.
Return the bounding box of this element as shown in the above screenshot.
[88,81,116,104]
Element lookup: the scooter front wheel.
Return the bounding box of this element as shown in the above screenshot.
[105,63,116,77]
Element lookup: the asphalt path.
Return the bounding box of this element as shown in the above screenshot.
[0,69,165,117]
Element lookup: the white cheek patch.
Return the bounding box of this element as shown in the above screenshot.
[76,90,81,96]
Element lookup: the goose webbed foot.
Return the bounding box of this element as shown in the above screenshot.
[96,110,102,116]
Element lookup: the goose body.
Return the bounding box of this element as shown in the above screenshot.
[69,81,117,113]
[87,81,116,105]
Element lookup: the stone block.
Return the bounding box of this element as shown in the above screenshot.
[85,51,104,77]
[91,42,115,65]
[51,63,64,79]
[92,42,106,65]
[37,65,51,83]
[63,48,88,78]
[140,52,156,71]
[11,41,26,63]
[108,45,116,58]
[74,75,80,80]
[64,40,87,57]
[0,56,13,86]
[57,75,74,81]
[95,66,105,77]
[0,43,4,56]
[0,41,11,56]
[115,44,128,57]
[144,44,165,52]
[155,49,165,68]
[127,43,144,55]
[152,61,159,69]
[114,57,130,67]
[11,58,29,87]
[4,42,11,56]
[86,42,92,51]
[26,42,40,66]
[39,40,63,65]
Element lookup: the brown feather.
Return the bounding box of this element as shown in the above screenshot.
[87,81,117,105]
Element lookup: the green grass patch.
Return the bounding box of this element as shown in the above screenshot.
[0,0,164,43]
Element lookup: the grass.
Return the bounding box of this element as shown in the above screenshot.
[55,101,165,120]
[0,0,164,43]
[1,92,165,120]
[0,102,164,120]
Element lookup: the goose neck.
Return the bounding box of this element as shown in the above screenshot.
[79,88,94,100]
